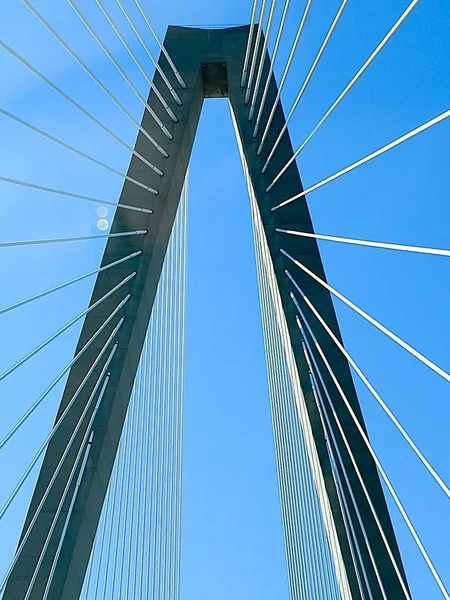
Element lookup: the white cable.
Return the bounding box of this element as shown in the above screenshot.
[125,358,143,597]
[109,387,133,598]
[0,108,159,194]
[301,338,384,600]
[142,295,158,598]
[139,331,151,596]
[30,364,111,600]
[0,176,154,213]
[148,245,167,596]
[0,230,146,249]
[0,251,141,317]
[0,274,134,388]
[282,248,450,384]
[31,431,96,600]
[163,208,176,599]
[293,297,411,598]
[252,0,291,134]
[145,261,162,593]
[268,0,422,188]
[175,181,188,599]
[292,291,449,599]
[91,434,122,599]
[277,228,450,258]
[116,0,183,106]
[308,367,373,599]
[248,0,278,115]
[255,0,313,144]
[116,382,138,596]
[289,273,450,497]
[241,0,261,87]
[64,0,173,141]
[133,0,186,89]
[256,215,305,597]
[81,528,96,600]
[95,0,178,121]
[0,38,169,163]
[271,108,450,206]
[251,169,342,597]
[250,166,303,596]
[330,453,372,600]
[262,0,348,171]
[0,336,121,594]
[245,0,270,104]
[0,324,123,521]
[20,0,167,151]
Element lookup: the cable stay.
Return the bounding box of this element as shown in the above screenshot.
[114,386,137,597]
[115,0,183,106]
[139,337,152,597]
[292,293,449,600]
[79,182,187,598]
[132,0,187,90]
[287,271,450,498]
[0,39,168,168]
[20,0,168,153]
[133,343,148,597]
[295,301,411,599]
[300,333,392,600]
[281,248,450,385]
[305,340,380,599]
[255,0,313,145]
[242,0,261,87]
[0,324,122,524]
[247,0,278,114]
[24,364,108,600]
[0,274,134,390]
[95,0,178,121]
[251,0,291,132]
[332,467,375,600]
[124,361,142,597]
[64,0,173,140]
[276,229,450,258]
[0,176,154,213]
[271,108,450,207]
[0,230,147,249]
[3,431,94,597]
[324,427,377,600]
[82,537,96,600]
[0,108,159,194]
[0,338,120,595]
[0,251,141,318]
[92,417,125,600]
[267,0,422,188]
[40,429,96,600]
[261,0,348,172]
[244,0,270,104]
[250,173,343,598]
[117,385,137,595]
[258,252,323,598]
[108,393,133,598]
[0,10,445,598]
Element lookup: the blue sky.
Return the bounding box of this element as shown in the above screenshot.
[0,0,449,598]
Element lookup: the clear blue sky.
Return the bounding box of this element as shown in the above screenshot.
[0,0,449,598]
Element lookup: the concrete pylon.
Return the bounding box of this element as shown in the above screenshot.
[4,26,409,599]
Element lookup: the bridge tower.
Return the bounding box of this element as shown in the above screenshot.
[3,25,409,600]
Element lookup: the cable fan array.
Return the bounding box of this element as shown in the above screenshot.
[242,0,449,598]
[0,0,447,598]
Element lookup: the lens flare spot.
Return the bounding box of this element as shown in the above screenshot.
[97,219,109,231]
[97,206,108,218]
